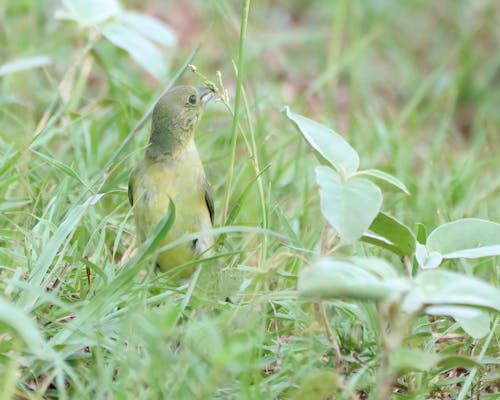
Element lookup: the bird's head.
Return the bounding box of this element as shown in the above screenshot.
[147,85,214,158]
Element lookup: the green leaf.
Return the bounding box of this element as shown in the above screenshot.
[437,355,482,370]
[416,269,500,313]
[0,56,52,77]
[456,312,491,339]
[102,19,167,79]
[282,106,359,176]
[416,222,427,244]
[427,218,500,259]
[19,193,106,309]
[362,211,416,256]
[121,12,177,47]
[389,348,440,372]
[355,169,410,195]
[390,350,481,375]
[56,0,121,26]
[298,258,409,302]
[0,200,31,212]
[391,349,480,373]
[349,256,399,279]
[424,305,482,319]
[32,150,89,188]
[415,243,443,269]
[0,297,49,359]
[316,166,382,245]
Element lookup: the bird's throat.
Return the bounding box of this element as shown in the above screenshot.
[146,126,189,160]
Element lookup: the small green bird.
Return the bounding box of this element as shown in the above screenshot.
[128,85,215,273]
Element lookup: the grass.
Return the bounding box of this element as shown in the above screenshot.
[1,0,499,399]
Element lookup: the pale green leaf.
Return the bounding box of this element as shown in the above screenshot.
[102,20,167,79]
[349,256,399,279]
[415,243,443,269]
[316,166,382,245]
[298,258,409,301]
[355,168,410,195]
[121,12,177,47]
[57,0,121,26]
[427,218,500,259]
[389,348,440,372]
[456,312,491,339]
[416,269,500,313]
[282,106,359,176]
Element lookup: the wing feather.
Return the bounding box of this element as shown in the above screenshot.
[204,178,214,225]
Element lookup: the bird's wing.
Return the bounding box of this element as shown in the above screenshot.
[204,177,214,225]
[128,169,135,206]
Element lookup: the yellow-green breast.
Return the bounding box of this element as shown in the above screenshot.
[129,138,213,272]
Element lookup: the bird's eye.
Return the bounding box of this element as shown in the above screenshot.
[188,94,197,105]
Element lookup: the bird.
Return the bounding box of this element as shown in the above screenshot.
[128,85,215,274]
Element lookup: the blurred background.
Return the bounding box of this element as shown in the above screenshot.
[2,0,499,226]
[1,1,499,398]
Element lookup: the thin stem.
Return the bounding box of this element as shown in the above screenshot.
[319,301,342,371]
[268,301,283,373]
[221,0,251,225]
[241,86,268,267]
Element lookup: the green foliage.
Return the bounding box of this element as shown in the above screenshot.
[1,0,499,399]
[284,74,499,396]
[56,0,176,79]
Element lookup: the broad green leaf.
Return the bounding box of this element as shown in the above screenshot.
[437,355,481,370]
[427,218,500,259]
[298,258,409,302]
[57,0,121,26]
[389,348,440,372]
[361,232,403,256]
[389,349,480,372]
[0,56,51,77]
[362,212,416,256]
[456,312,491,339]
[401,288,423,313]
[121,12,177,47]
[102,19,167,79]
[316,166,382,245]
[355,169,410,195]
[416,270,500,313]
[424,305,482,319]
[349,256,399,279]
[282,106,359,176]
[444,245,500,259]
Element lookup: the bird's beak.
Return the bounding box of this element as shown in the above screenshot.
[197,86,215,105]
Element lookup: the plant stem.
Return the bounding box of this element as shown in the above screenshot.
[319,301,342,370]
[221,0,251,226]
